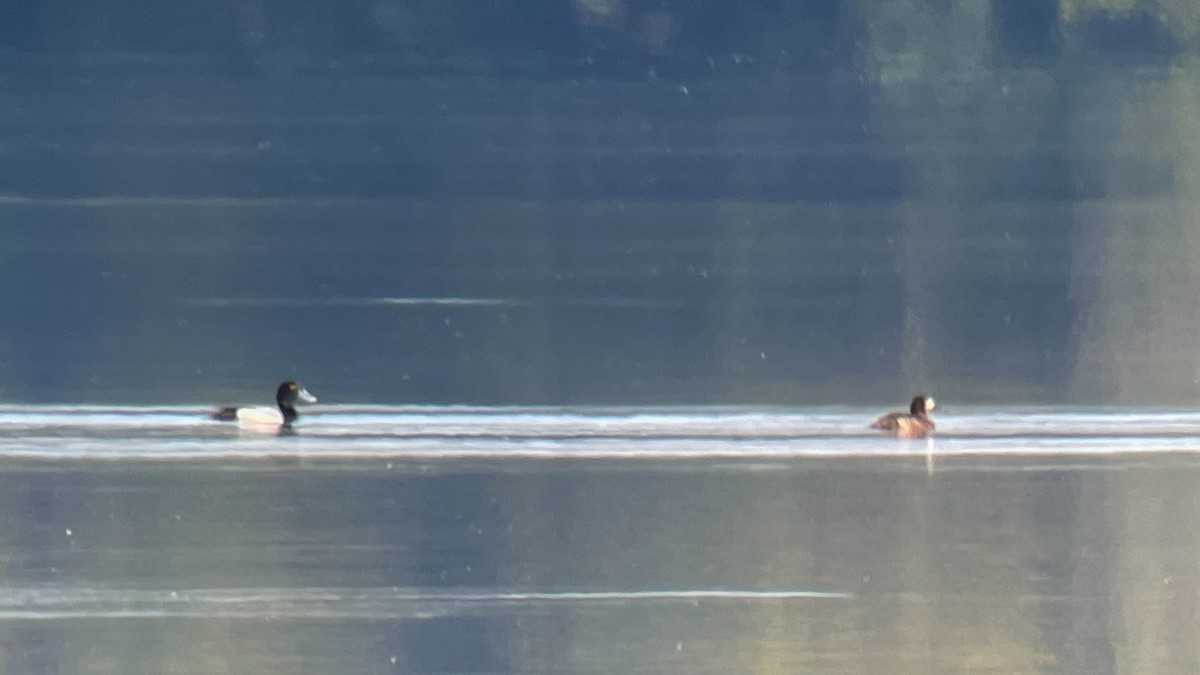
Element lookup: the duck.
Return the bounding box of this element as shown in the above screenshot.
[210,381,318,427]
[870,394,936,438]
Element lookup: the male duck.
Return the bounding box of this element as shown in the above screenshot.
[210,381,318,427]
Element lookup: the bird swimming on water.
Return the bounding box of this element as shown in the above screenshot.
[870,394,936,438]
[210,381,318,428]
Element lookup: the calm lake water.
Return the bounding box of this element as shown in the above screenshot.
[0,406,1197,674]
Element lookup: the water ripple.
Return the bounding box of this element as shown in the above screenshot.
[0,586,852,620]
[0,405,1199,461]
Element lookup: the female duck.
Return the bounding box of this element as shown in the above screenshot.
[871,395,936,438]
[210,381,318,427]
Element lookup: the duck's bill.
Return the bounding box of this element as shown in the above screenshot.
[298,388,318,404]
[925,397,937,411]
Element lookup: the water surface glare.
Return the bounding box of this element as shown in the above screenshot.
[3,405,1200,461]
[0,406,1194,673]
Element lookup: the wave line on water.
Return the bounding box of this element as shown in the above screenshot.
[190,296,524,308]
[0,586,853,620]
[6,406,1200,461]
[189,296,704,310]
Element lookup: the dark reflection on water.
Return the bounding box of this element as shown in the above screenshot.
[0,409,1197,673]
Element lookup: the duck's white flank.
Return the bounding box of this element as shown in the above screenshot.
[236,406,285,426]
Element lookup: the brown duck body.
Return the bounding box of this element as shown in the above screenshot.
[871,395,936,438]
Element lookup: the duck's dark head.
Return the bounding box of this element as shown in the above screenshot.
[910,395,935,415]
[276,381,318,408]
